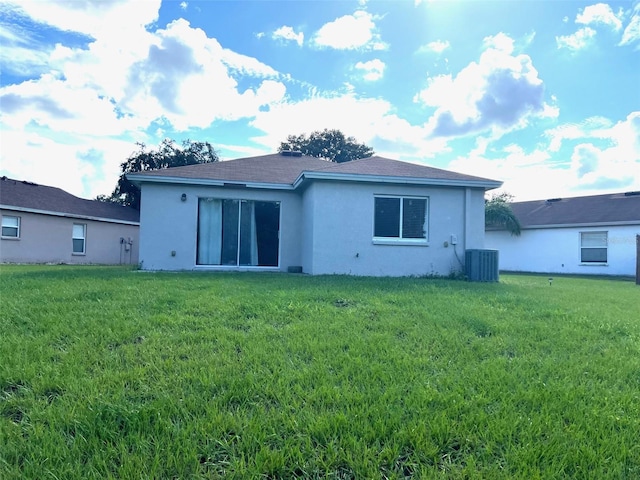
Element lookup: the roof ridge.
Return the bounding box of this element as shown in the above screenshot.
[511,191,639,205]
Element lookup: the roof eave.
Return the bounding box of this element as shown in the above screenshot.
[293,171,502,190]
[125,174,295,190]
[0,204,140,225]
[520,220,640,229]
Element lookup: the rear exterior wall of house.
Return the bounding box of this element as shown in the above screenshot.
[301,182,486,276]
[137,183,303,271]
[136,181,488,276]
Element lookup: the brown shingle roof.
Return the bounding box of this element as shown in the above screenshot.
[128,152,500,187]
[314,155,498,183]
[510,192,640,228]
[0,177,140,223]
[129,153,333,185]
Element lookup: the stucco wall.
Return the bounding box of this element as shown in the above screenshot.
[485,225,639,276]
[301,182,486,276]
[138,183,303,271]
[137,181,488,276]
[300,183,317,274]
[465,188,487,250]
[0,209,139,264]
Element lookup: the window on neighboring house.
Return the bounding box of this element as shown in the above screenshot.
[1,215,20,238]
[197,199,280,266]
[374,196,428,240]
[72,224,86,254]
[580,231,607,263]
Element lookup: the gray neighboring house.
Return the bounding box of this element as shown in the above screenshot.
[127,152,501,276]
[485,192,640,276]
[1,177,139,265]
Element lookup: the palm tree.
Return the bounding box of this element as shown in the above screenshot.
[485,193,521,236]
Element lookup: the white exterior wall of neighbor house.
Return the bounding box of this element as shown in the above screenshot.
[0,209,139,264]
[137,183,303,271]
[485,225,639,276]
[301,181,485,276]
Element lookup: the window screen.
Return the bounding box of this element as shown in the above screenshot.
[1,216,20,238]
[374,196,428,240]
[580,231,607,263]
[73,224,86,254]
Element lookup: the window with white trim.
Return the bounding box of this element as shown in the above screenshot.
[72,224,86,254]
[1,215,20,238]
[374,196,428,240]
[580,231,607,263]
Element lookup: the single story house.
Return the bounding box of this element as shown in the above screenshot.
[127,152,501,276]
[1,177,140,265]
[485,192,640,276]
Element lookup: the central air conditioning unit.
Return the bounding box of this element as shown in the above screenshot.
[465,249,499,282]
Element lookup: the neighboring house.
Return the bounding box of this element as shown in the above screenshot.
[0,177,140,265]
[485,192,640,276]
[127,152,501,276]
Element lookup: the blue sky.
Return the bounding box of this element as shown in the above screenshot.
[1,0,638,201]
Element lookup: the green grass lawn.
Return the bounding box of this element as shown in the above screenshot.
[1,265,639,479]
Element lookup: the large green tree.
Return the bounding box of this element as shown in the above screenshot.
[279,129,374,163]
[485,193,521,236]
[98,139,218,210]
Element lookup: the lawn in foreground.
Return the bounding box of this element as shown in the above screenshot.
[0,266,639,479]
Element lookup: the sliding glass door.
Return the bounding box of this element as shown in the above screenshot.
[197,198,280,267]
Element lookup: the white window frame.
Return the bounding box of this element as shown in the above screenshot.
[580,231,607,265]
[373,195,429,246]
[72,223,86,255]
[1,215,20,239]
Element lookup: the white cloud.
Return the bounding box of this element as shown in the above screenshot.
[556,27,596,50]
[619,4,640,47]
[355,59,385,81]
[557,3,631,51]
[416,34,548,138]
[0,12,53,76]
[548,112,640,193]
[545,116,613,152]
[482,32,514,53]
[0,129,138,199]
[449,112,640,201]
[0,15,284,135]
[0,45,51,76]
[2,0,161,39]
[116,19,284,129]
[0,4,289,197]
[572,143,600,177]
[576,3,623,31]
[565,112,640,190]
[248,93,447,160]
[1,73,142,135]
[448,144,553,200]
[312,11,387,50]
[273,26,304,46]
[180,2,188,10]
[417,40,450,54]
